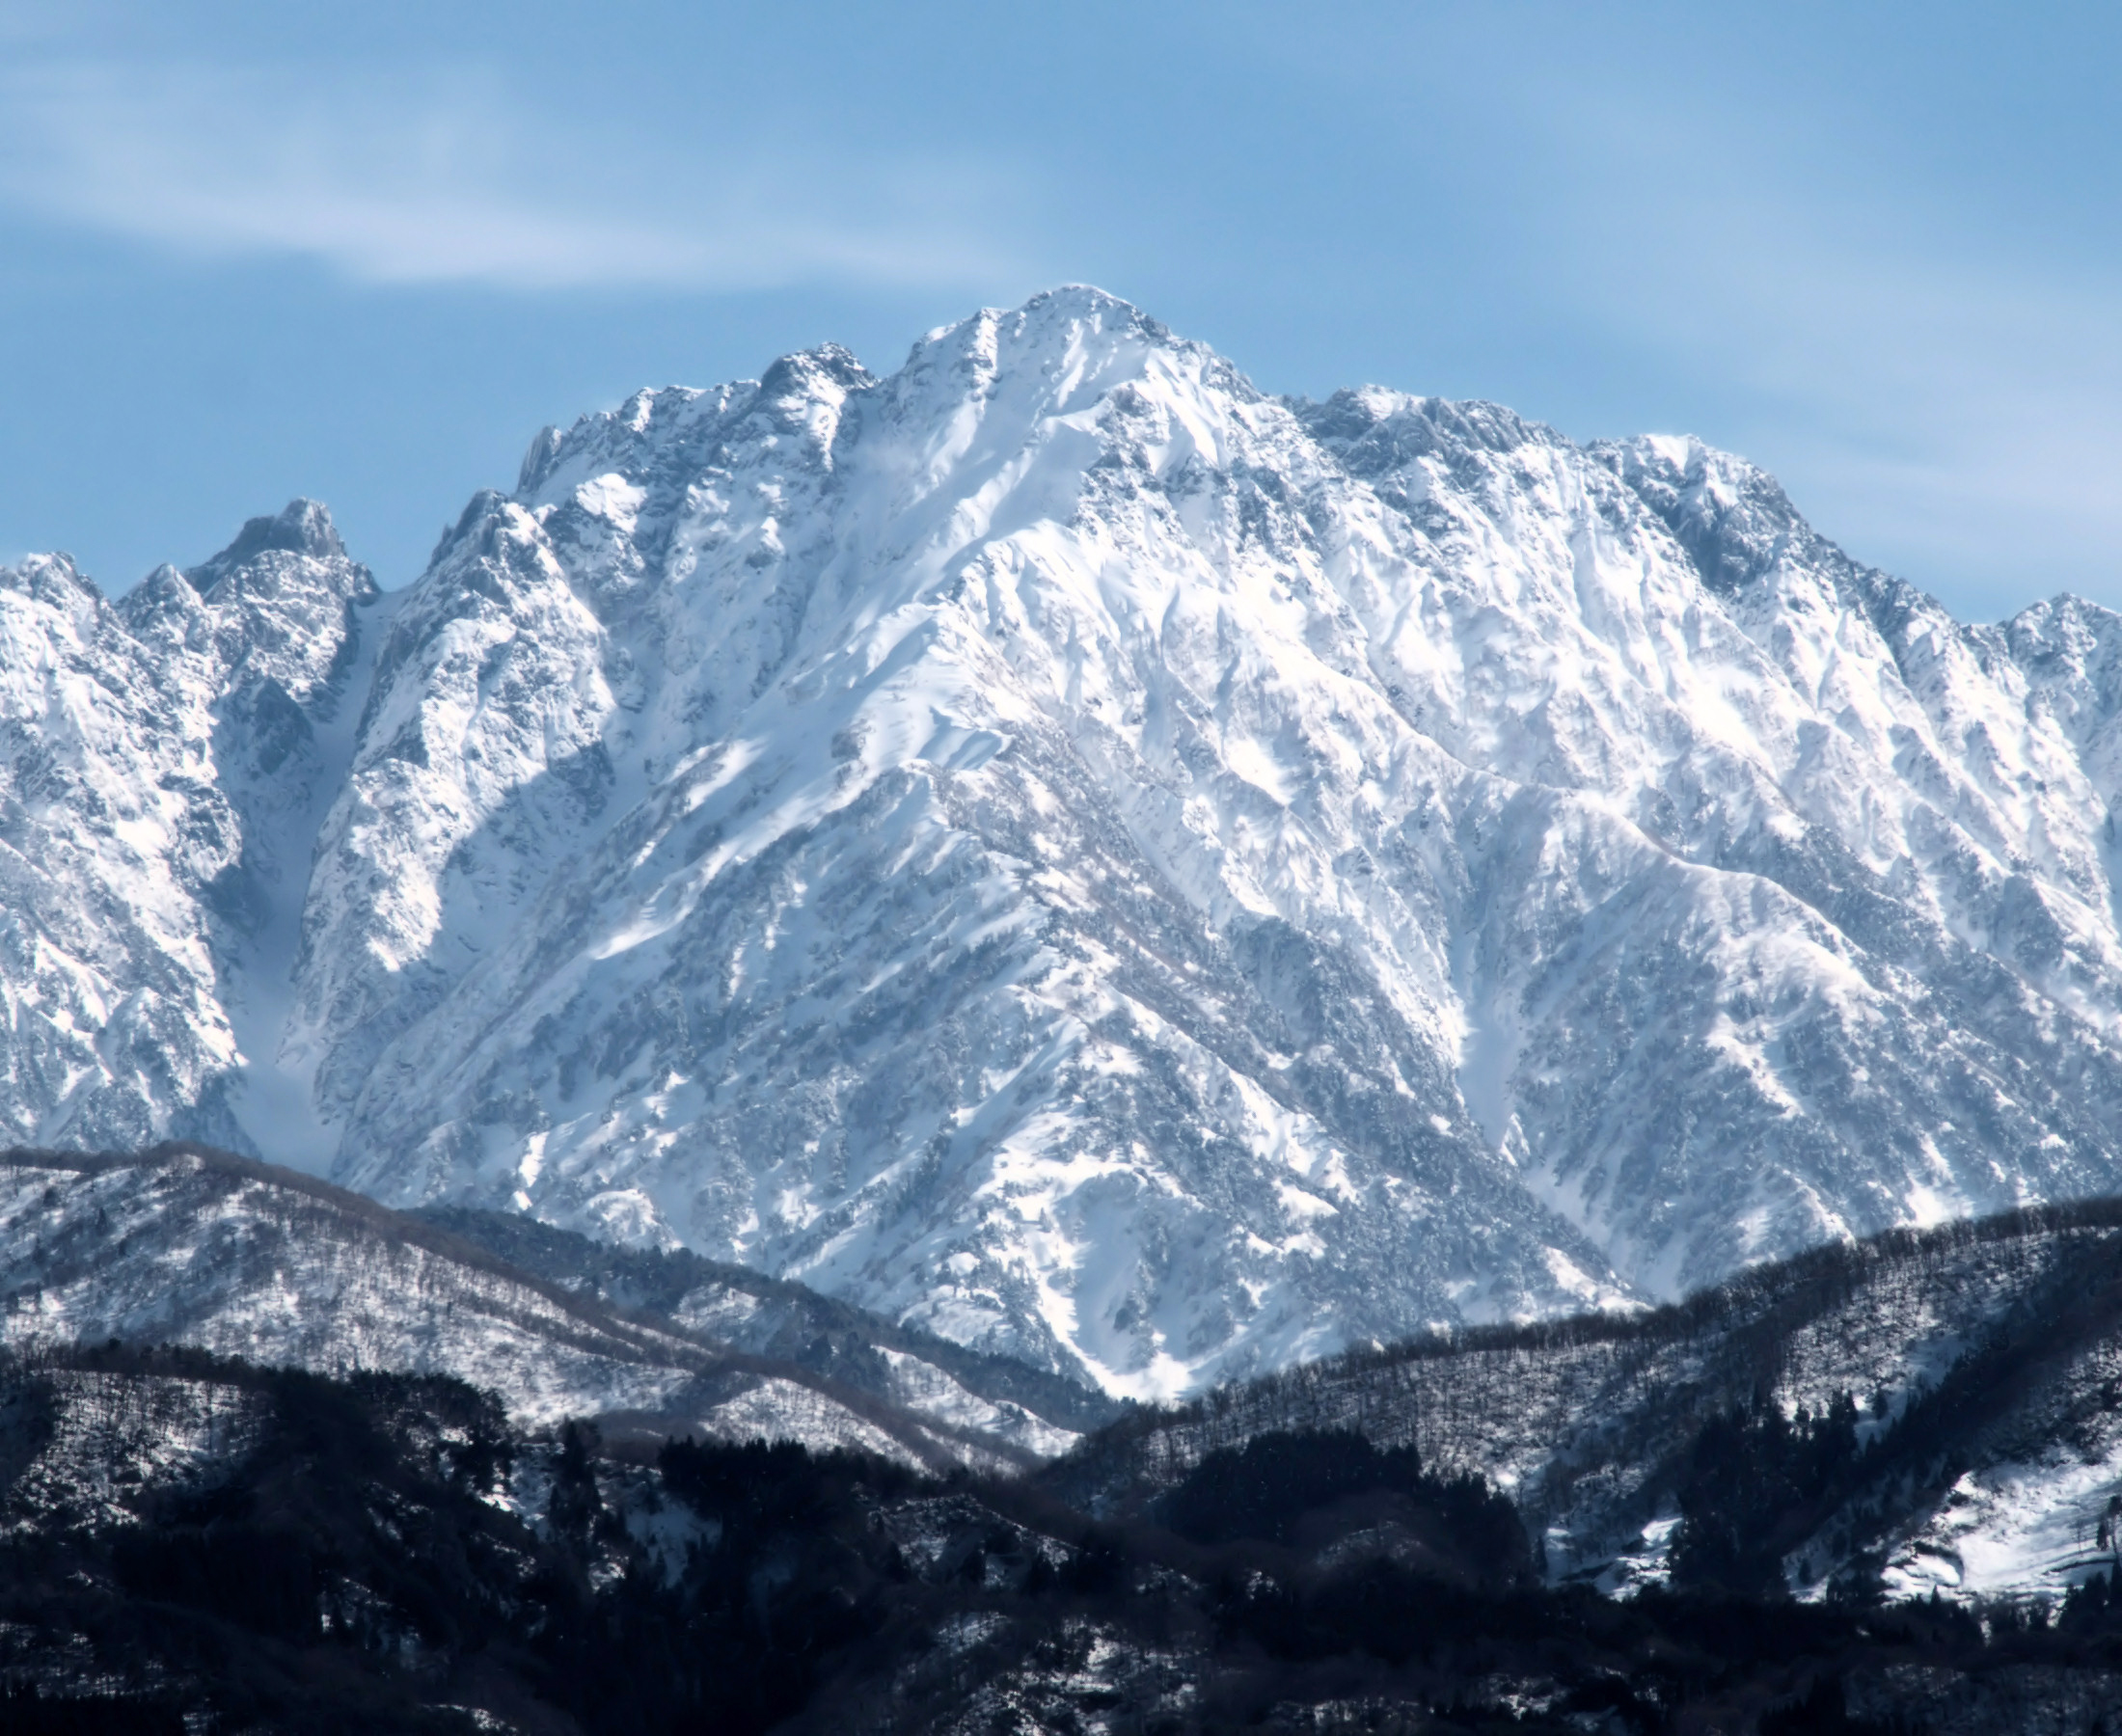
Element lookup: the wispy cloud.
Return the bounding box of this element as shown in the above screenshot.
[1510,78,2122,617]
[1662,232,2122,618]
[0,58,1027,290]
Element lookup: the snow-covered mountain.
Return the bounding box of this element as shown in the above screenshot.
[6,286,2122,1398]
[0,502,375,1154]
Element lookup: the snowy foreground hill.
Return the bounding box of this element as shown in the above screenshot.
[9,1148,2122,1729]
[7,286,2122,1397]
[14,1141,2122,1609]
[0,1144,1104,1467]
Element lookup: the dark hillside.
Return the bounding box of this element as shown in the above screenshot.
[1051,1197,2122,1605]
[7,1345,2122,1731]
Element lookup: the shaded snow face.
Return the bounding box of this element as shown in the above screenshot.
[0,502,378,1157]
[7,288,2122,1398]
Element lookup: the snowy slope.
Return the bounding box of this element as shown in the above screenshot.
[119,502,392,1168]
[5,288,2122,1400]
[0,1145,1075,1465]
[0,557,243,1151]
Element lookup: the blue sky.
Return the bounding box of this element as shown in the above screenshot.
[2,1,2119,621]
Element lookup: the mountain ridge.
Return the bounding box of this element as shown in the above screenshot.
[0,1140,1102,1465]
[1048,1185,2122,1608]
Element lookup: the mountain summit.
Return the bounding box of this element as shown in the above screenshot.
[4,286,2120,1397]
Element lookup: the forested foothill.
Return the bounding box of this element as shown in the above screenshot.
[414,1202,1124,1438]
[1062,1197,2122,1613]
[2,1326,2122,1733]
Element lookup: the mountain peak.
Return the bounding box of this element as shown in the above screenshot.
[917,284,1149,349]
[0,549,104,612]
[756,341,873,400]
[1294,387,1563,473]
[189,499,346,585]
[1603,433,1813,594]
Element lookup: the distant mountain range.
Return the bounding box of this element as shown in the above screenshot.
[6,286,2122,1397]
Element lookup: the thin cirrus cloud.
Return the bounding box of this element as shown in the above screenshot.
[0,59,1028,291]
[1510,75,2122,617]
[1586,207,2122,610]
[1734,257,2122,618]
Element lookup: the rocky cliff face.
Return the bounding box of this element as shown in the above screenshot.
[6,288,2121,1396]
